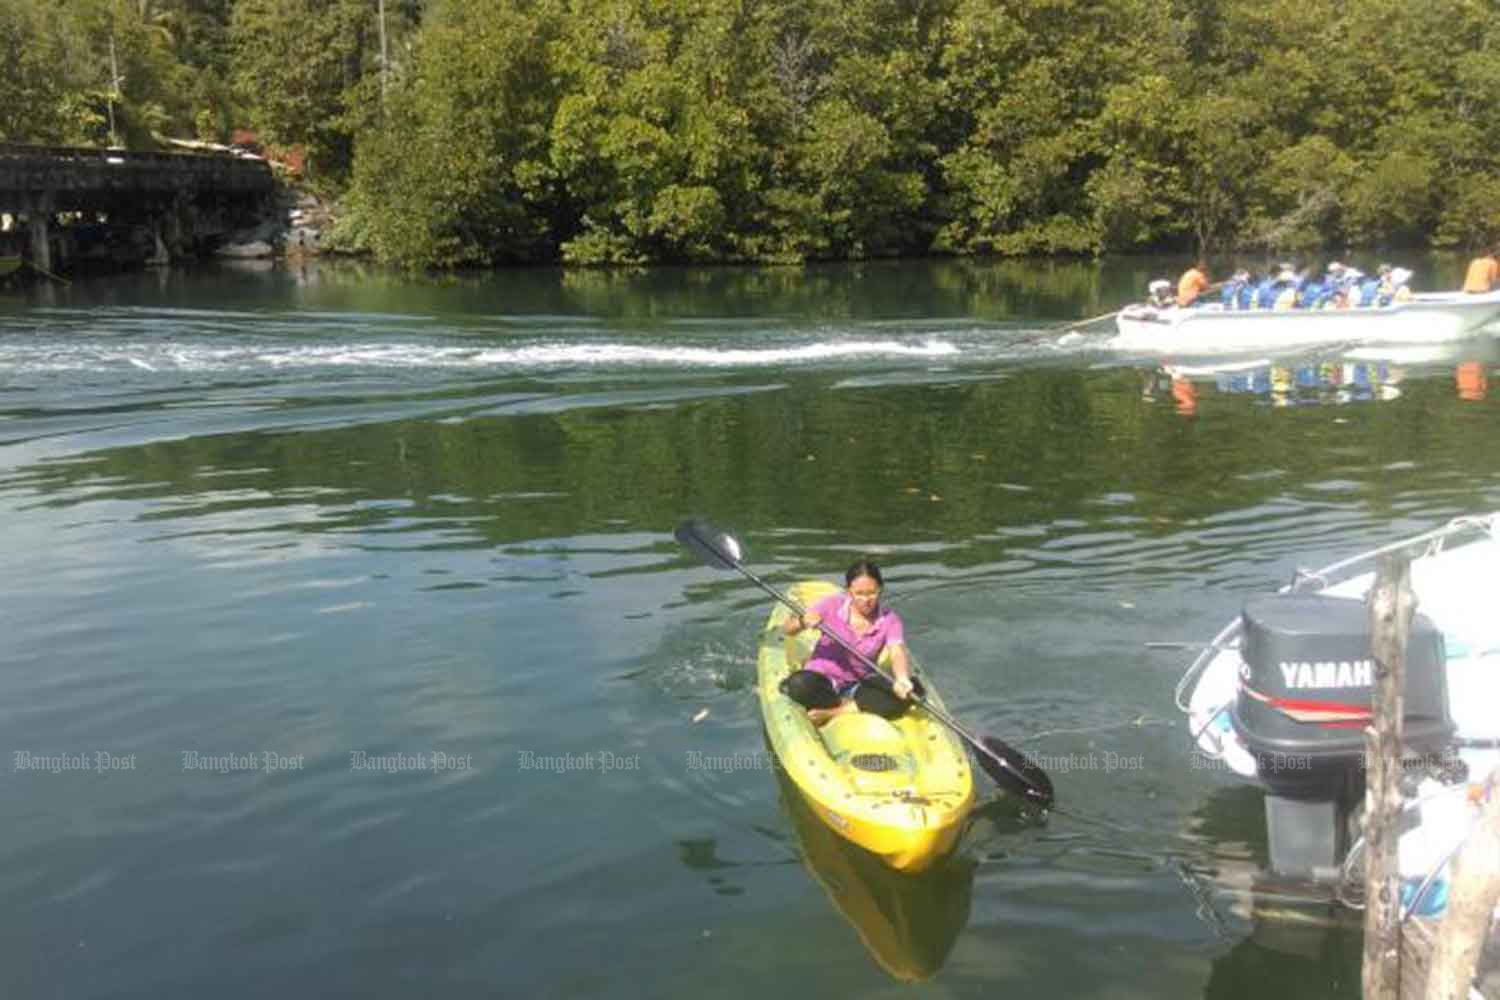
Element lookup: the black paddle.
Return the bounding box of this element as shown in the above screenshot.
[674,518,1055,807]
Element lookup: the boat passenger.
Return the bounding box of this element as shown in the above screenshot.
[1296,274,1332,309]
[1326,261,1364,288]
[1252,264,1292,310]
[1269,265,1300,311]
[781,560,914,726]
[1177,260,1211,307]
[1220,269,1252,310]
[1325,261,1347,296]
[1462,245,1500,293]
[1236,271,1257,310]
[1378,267,1413,306]
[1254,271,1278,310]
[1355,278,1383,307]
[1324,261,1364,308]
[1347,266,1385,307]
[1147,279,1175,308]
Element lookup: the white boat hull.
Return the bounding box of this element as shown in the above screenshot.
[1113,291,1500,354]
[1178,514,1500,902]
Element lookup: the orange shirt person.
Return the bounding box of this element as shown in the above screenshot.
[1177,261,1210,307]
[1462,246,1499,293]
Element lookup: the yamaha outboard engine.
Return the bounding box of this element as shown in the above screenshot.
[1231,593,1453,880]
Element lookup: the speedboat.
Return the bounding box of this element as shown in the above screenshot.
[757,580,975,873]
[1113,291,1500,354]
[1175,513,1500,912]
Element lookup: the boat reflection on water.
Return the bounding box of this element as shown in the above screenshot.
[1457,359,1489,401]
[1181,785,1363,1000]
[1236,360,1401,406]
[1147,345,1497,414]
[1148,360,1404,411]
[773,762,975,982]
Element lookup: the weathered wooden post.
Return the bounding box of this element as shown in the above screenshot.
[1363,552,1413,1000]
[1426,770,1500,999]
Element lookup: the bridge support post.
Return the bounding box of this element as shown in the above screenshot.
[27,209,52,274]
[168,197,192,258]
[150,195,199,263]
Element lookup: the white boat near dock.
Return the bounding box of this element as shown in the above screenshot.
[1175,513,1500,914]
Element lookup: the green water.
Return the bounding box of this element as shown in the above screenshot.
[1,257,1496,998]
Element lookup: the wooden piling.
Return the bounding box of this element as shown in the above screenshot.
[1363,550,1498,998]
[1363,552,1414,1000]
[1426,771,1500,999]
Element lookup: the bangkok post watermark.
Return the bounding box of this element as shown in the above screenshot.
[1191,746,1466,775]
[1023,750,1145,774]
[516,750,639,773]
[1358,746,1465,774]
[1190,749,1313,773]
[13,751,137,774]
[684,750,782,773]
[351,751,474,773]
[181,751,305,773]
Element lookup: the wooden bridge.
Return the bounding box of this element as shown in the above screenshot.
[0,143,276,272]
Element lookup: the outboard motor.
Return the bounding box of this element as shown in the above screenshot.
[1231,593,1454,880]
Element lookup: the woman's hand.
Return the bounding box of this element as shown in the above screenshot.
[784,610,821,636]
[892,676,914,700]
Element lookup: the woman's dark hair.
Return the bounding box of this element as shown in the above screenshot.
[845,559,884,588]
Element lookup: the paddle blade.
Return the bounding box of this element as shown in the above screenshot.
[674,518,744,571]
[977,737,1055,808]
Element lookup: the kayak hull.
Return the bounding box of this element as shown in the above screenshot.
[757,581,975,873]
[773,759,974,980]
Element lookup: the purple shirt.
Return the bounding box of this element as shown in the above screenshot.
[804,593,905,688]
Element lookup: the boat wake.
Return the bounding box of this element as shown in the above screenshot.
[0,336,967,375]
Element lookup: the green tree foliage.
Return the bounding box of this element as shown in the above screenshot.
[228,0,382,175]
[0,0,205,146]
[339,0,564,266]
[342,0,1500,265]
[935,0,1184,256]
[0,0,82,143]
[8,0,1500,266]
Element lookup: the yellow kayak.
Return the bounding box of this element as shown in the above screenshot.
[775,760,974,980]
[757,580,976,873]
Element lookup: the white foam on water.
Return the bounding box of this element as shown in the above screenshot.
[470,338,959,366]
[0,337,962,374]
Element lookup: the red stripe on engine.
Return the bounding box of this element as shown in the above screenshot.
[1241,685,1372,721]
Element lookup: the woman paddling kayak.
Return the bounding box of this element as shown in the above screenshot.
[779,560,915,726]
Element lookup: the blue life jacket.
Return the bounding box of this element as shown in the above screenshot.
[1354,278,1381,307]
[1253,280,1279,310]
[1376,280,1408,307]
[1296,280,1328,309]
[1221,279,1254,310]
